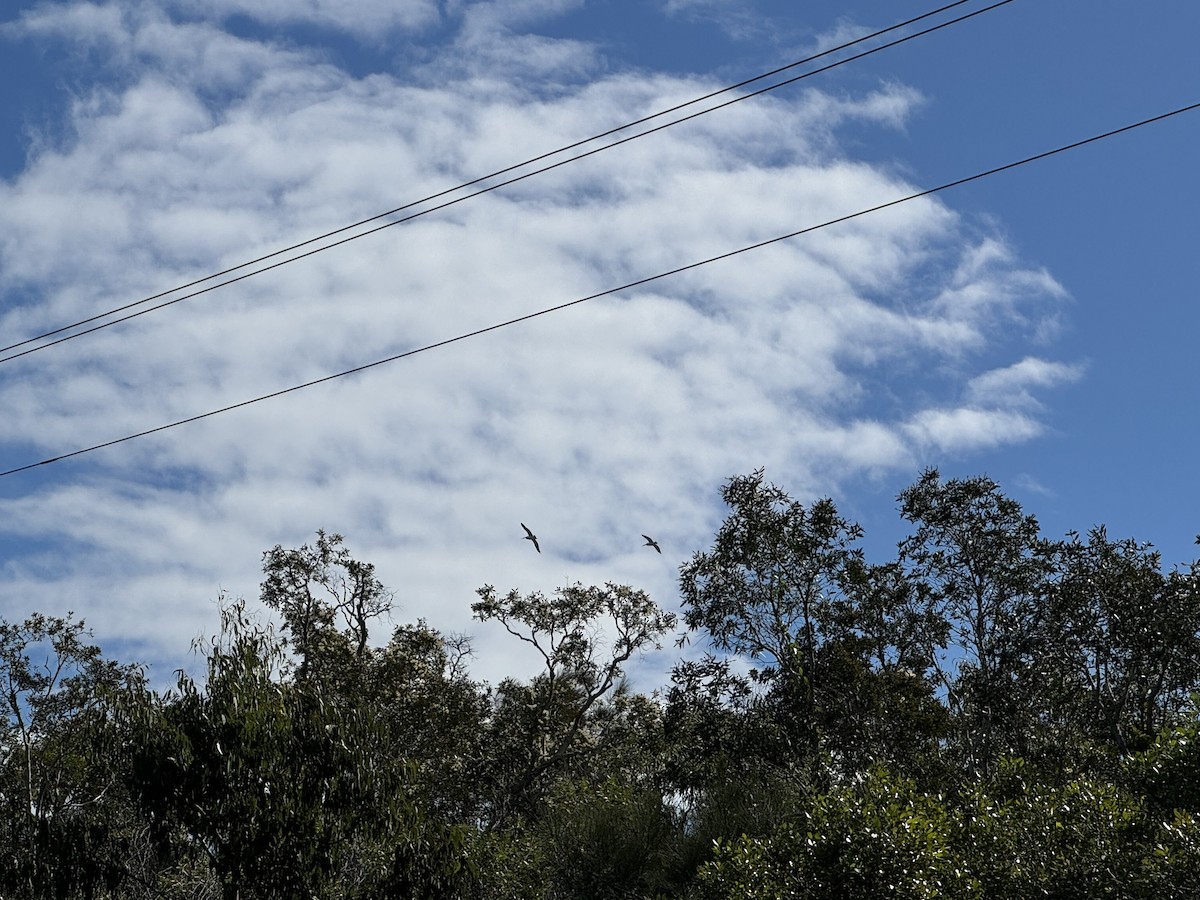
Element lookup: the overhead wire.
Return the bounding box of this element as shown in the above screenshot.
[2,99,1196,480]
[0,0,1018,366]
[0,0,987,356]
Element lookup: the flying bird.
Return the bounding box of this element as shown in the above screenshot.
[642,534,662,554]
[521,523,541,553]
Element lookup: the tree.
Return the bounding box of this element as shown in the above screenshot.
[694,767,972,900]
[262,532,490,823]
[535,776,675,900]
[471,581,675,827]
[680,470,863,683]
[127,597,471,899]
[0,612,146,899]
[260,530,392,677]
[662,652,759,795]
[371,620,490,821]
[898,468,1057,777]
[829,559,952,784]
[1045,527,1200,760]
[678,470,864,767]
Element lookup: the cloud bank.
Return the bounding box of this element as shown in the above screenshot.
[0,1,1073,685]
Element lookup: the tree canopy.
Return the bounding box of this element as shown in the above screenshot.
[2,468,1198,898]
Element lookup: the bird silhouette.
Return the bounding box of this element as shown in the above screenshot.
[642,534,661,554]
[521,523,541,553]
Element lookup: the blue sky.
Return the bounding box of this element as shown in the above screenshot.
[0,0,1197,686]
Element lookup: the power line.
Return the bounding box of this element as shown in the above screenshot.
[0,0,985,356]
[2,99,1195,480]
[0,0,1018,367]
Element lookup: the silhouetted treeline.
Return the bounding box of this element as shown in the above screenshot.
[2,469,1199,898]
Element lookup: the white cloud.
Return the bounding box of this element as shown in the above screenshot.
[928,237,1068,343]
[4,1,129,49]
[1013,472,1054,497]
[453,0,583,31]
[174,0,441,41]
[659,0,770,43]
[902,408,1044,454]
[806,18,875,55]
[968,357,1084,408]
[662,0,723,11]
[0,1,1073,687]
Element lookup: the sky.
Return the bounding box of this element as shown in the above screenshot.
[0,0,1197,690]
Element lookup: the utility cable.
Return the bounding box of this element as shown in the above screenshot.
[0,0,1016,366]
[2,99,1195,479]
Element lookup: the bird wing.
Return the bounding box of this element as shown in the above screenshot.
[521,523,535,539]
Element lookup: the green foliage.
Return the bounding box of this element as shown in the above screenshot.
[1140,809,1200,898]
[260,529,392,676]
[2,475,1199,898]
[538,777,675,900]
[696,767,972,900]
[666,769,808,891]
[126,597,468,900]
[1128,713,1200,814]
[960,760,1135,898]
[0,612,146,899]
[1046,528,1200,763]
[465,828,549,900]
[696,761,1200,900]
[473,581,676,827]
[898,469,1058,777]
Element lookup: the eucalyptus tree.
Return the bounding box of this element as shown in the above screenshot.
[897,469,1059,777]
[260,529,392,679]
[0,613,146,899]
[1045,527,1200,759]
[471,581,676,828]
[372,619,490,820]
[128,597,472,900]
[677,470,865,767]
[675,469,951,786]
[260,531,490,821]
[678,470,863,684]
